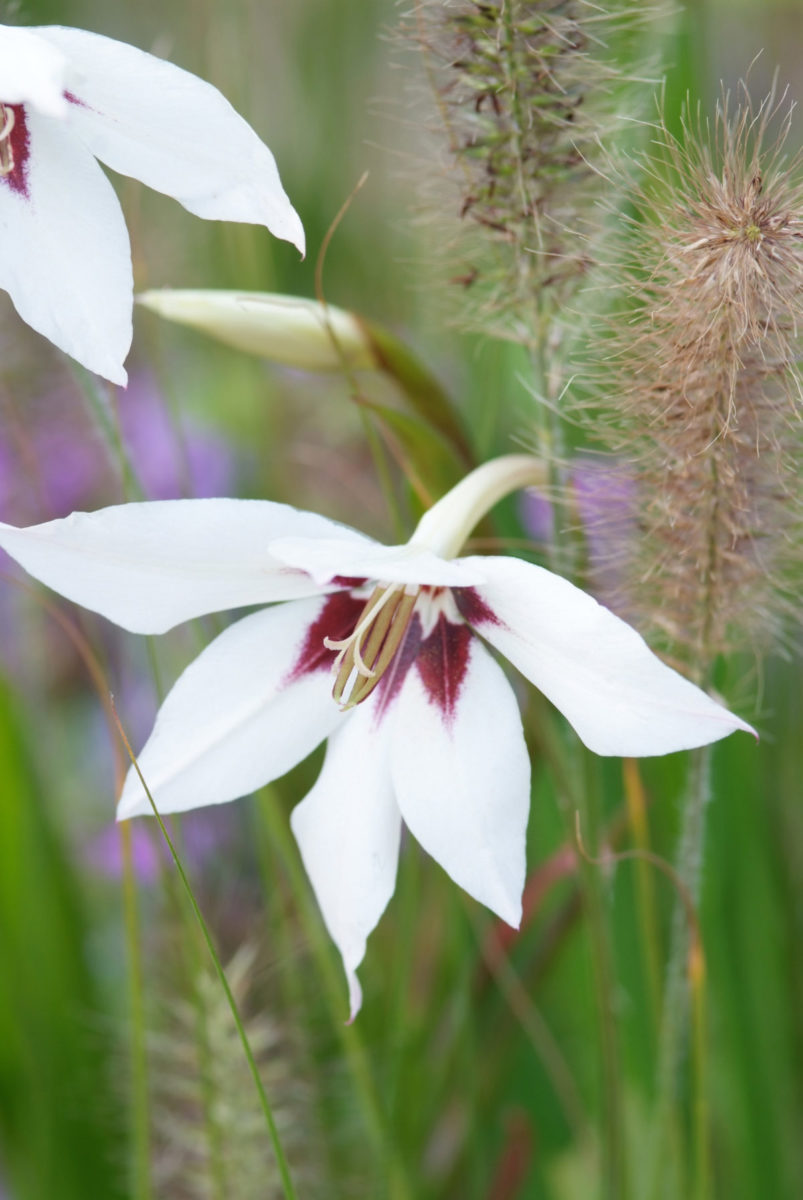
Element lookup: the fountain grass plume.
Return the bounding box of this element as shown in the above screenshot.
[400,0,659,348]
[582,83,803,668]
[148,945,319,1200]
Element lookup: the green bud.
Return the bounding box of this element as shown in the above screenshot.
[137,289,378,372]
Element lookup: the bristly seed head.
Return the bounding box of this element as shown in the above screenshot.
[398,1,655,346]
[579,84,803,666]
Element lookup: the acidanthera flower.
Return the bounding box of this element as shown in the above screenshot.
[0,23,303,384]
[0,457,754,1015]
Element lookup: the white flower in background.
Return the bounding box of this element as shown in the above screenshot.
[0,23,304,384]
[0,457,755,1015]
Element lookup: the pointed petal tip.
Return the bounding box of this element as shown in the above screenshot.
[108,362,128,388]
[498,895,523,931]
[286,210,306,258]
[739,715,759,743]
[116,798,146,823]
[117,765,155,822]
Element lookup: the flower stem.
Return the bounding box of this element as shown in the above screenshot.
[623,758,663,1043]
[691,943,710,1200]
[72,365,146,501]
[575,751,629,1200]
[113,713,300,1200]
[256,787,414,1200]
[647,744,713,1200]
[121,822,152,1200]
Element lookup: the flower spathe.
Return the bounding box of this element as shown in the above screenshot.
[0,457,755,1016]
[0,23,304,384]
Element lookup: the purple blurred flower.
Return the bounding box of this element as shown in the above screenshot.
[519,458,637,603]
[518,487,554,542]
[85,821,163,884]
[120,374,234,500]
[34,422,105,516]
[572,460,637,571]
[84,805,234,885]
[0,440,14,512]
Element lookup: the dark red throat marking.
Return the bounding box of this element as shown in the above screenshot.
[286,590,478,728]
[0,104,31,199]
[454,586,501,629]
[374,611,473,728]
[285,591,366,682]
[414,615,473,726]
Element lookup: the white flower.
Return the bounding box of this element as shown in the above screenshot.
[0,23,304,384]
[0,457,754,1016]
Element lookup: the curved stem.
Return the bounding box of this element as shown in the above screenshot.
[256,788,414,1200]
[121,823,152,1200]
[113,712,300,1200]
[646,744,713,1200]
[574,751,629,1200]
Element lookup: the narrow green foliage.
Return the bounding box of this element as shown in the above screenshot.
[0,678,125,1200]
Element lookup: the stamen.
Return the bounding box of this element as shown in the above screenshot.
[324,584,401,678]
[347,590,418,707]
[326,583,419,708]
[0,104,16,177]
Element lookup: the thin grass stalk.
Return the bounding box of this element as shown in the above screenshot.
[646,744,712,1200]
[78,329,284,1195]
[623,758,663,1042]
[691,941,710,1200]
[113,715,300,1200]
[121,822,153,1200]
[314,177,428,530]
[467,906,587,1140]
[99,361,232,1191]
[182,853,230,1200]
[256,788,414,1200]
[575,752,628,1200]
[71,365,146,501]
[249,806,343,1191]
[523,691,628,1189]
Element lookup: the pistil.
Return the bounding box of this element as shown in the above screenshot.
[325,583,419,708]
[0,104,16,176]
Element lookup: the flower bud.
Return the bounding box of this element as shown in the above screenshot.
[137,289,378,372]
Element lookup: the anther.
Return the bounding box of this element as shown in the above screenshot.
[0,104,15,177]
[327,583,419,708]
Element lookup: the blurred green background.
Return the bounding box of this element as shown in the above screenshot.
[0,1,801,1198]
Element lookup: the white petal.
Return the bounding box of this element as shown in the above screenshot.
[269,536,488,588]
[118,598,345,819]
[0,499,369,633]
[0,25,68,116]
[291,702,402,1020]
[460,556,756,756]
[36,25,304,252]
[390,632,529,926]
[0,108,132,383]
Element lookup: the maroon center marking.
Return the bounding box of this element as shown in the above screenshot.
[414,614,473,726]
[454,586,502,629]
[285,591,366,682]
[0,104,31,198]
[373,612,423,722]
